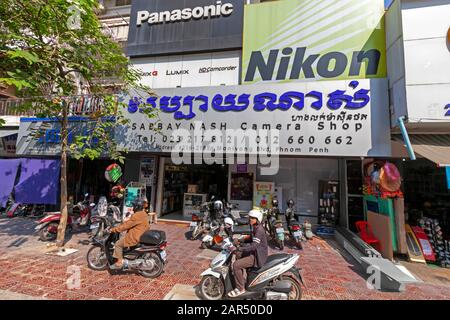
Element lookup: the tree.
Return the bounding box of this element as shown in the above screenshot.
[0,0,155,247]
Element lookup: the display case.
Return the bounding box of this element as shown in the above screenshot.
[318,180,339,226]
[183,193,207,218]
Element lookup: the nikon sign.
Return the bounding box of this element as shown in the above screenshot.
[242,0,387,84]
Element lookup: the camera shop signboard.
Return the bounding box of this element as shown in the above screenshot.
[242,0,386,84]
[127,0,244,57]
[118,79,391,157]
[16,117,99,156]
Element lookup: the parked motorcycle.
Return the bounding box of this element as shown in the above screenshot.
[89,196,122,236]
[86,213,167,278]
[198,238,303,300]
[72,193,94,227]
[35,212,73,241]
[200,216,237,250]
[264,200,285,250]
[190,210,208,240]
[285,199,303,249]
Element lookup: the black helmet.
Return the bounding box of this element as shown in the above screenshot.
[287,199,295,207]
[272,199,279,207]
[132,199,144,212]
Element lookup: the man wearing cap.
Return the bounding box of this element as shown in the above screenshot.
[110,200,150,270]
[228,209,268,298]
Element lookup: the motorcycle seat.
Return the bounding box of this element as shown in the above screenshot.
[235,217,249,225]
[249,253,292,274]
[233,225,252,235]
[139,230,166,246]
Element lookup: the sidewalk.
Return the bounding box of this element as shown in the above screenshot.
[1,217,450,300]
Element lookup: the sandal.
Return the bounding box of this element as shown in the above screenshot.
[228,288,246,298]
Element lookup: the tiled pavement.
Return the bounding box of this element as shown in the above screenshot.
[0,217,450,300]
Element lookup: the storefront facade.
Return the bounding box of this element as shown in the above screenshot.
[120,0,392,225]
[382,0,450,266]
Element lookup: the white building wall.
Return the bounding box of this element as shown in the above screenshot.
[398,0,450,124]
[386,0,407,127]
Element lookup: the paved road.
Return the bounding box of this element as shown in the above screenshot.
[1,217,450,300]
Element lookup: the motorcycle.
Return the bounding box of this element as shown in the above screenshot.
[35,212,73,241]
[190,209,209,240]
[35,195,96,242]
[198,238,303,300]
[263,200,285,250]
[285,200,303,249]
[89,196,122,236]
[72,193,94,227]
[86,214,167,278]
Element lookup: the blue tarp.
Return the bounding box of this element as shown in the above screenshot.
[0,159,21,207]
[15,159,60,205]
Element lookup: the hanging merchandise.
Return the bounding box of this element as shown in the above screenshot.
[363,161,403,199]
[419,217,450,268]
[379,162,402,193]
[105,163,122,183]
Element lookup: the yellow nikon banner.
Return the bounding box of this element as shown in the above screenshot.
[242,0,387,84]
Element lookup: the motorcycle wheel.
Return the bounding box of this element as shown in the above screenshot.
[191,225,202,240]
[86,246,108,271]
[199,275,224,300]
[200,242,209,249]
[280,275,302,300]
[139,253,164,278]
[38,222,58,241]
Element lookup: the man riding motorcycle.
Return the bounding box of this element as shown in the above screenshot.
[228,209,268,298]
[109,200,150,270]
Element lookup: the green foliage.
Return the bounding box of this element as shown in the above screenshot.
[0,0,157,160]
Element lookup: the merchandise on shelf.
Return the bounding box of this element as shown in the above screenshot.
[418,217,450,268]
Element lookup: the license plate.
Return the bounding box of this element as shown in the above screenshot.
[160,250,167,261]
[190,222,197,227]
[90,223,99,229]
[276,228,284,234]
[293,231,302,237]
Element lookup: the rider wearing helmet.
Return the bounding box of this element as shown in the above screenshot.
[223,217,234,238]
[109,199,150,269]
[228,209,268,298]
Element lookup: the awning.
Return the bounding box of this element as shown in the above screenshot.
[0,130,18,138]
[392,134,450,167]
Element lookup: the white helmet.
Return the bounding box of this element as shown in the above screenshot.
[224,217,234,226]
[214,200,223,210]
[248,209,263,223]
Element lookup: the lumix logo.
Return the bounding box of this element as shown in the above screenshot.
[244,47,381,82]
[166,70,189,76]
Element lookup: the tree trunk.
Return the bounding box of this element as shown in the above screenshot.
[56,101,69,247]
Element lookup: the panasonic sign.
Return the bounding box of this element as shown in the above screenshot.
[136,1,234,26]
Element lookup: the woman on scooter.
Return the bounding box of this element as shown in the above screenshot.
[228,209,268,298]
